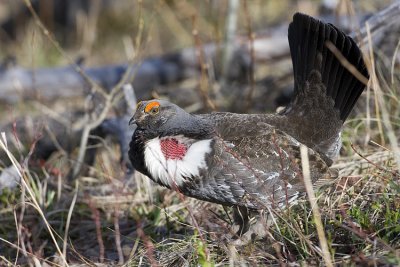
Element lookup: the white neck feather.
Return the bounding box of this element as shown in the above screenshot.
[143,136,212,188]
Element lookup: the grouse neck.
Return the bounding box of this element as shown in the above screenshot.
[146,114,215,140]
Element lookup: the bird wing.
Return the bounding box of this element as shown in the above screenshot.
[183,119,335,209]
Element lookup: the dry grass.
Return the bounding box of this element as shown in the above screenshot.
[0,133,399,265]
[0,0,400,266]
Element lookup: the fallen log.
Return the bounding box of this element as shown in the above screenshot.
[0,55,189,104]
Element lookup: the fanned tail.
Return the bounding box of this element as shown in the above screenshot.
[280,13,369,159]
[288,12,369,121]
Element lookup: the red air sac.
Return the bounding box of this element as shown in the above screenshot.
[160,138,188,160]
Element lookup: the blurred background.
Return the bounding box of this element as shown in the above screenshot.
[0,0,399,265]
[0,0,393,64]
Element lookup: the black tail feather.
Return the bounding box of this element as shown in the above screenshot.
[288,13,369,121]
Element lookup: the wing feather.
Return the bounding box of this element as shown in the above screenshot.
[182,123,335,209]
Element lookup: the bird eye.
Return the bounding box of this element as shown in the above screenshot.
[150,106,159,115]
[144,101,160,115]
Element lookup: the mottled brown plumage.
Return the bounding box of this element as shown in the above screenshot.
[128,13,369,234]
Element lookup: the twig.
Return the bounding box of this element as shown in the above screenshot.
[79,0,100,58]
[350,144,399,177]
[97,154,125,265]
[62,181,79,266]
[114,208,124,265]
[166,182,210,260]
[326,36,389,147]
[390,38,400,86]
[243,0,256,111]
[136,221,159,267]
[300,145,333,267]
[191,15,216,110]
[0,237,64,267]
[325,41,369,86]
[155,0,192,46]
[335,209,395,253]
[87,195,105,263]
[13,209,22,265]
[123,84,138,112]
[221,0,239,88]
[366,22,400,171]
[72,6,144,178]
[12,121,27,265]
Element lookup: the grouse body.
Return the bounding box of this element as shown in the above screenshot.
[129,13,369,211]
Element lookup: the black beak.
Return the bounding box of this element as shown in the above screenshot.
[129,117,136,125]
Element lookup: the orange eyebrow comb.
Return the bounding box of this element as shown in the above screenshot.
[144,101,160,113]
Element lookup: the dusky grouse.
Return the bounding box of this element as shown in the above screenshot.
[128,13,369,233]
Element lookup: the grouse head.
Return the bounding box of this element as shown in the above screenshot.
[130,100,178,132]
[129,99,214,139]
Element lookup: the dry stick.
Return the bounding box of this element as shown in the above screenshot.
[62,181,79,266]
[67,242,95,267]
[98,154,125,265]
[128,237,141,262]
[266,206,319,258]
[168,185,210,260]
[87,196,105,263]
[390,38,400,86]
[365,22,400,171]
[72,55,139,177]
[13,209,22,266]
[72,114,103,177]
[79,0,100,58]
[0,136,69,266]
[221,0,239,88]
[71,0,148,177]
[326,39,400,166]
[365,68,372,146]
[325,41,369,86]
[300,145,333,267]
[347,1,374,147]
[114,209,124,265]
[136,222,159,267]
[242,0,256,111]
[372,70,386,146]
[333,210,395,253]
[134,0,144,59]
[325,40,388,147]
[0,237,64,267]
[15,168,28,265]
[44,124,68,157]
[351,144,399,177]
[123,84,138,111]
[155,0,192,45]
[372,83,386,146]
[0,256,14,266]
[191,15,216,110]
[32,102,71,128]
